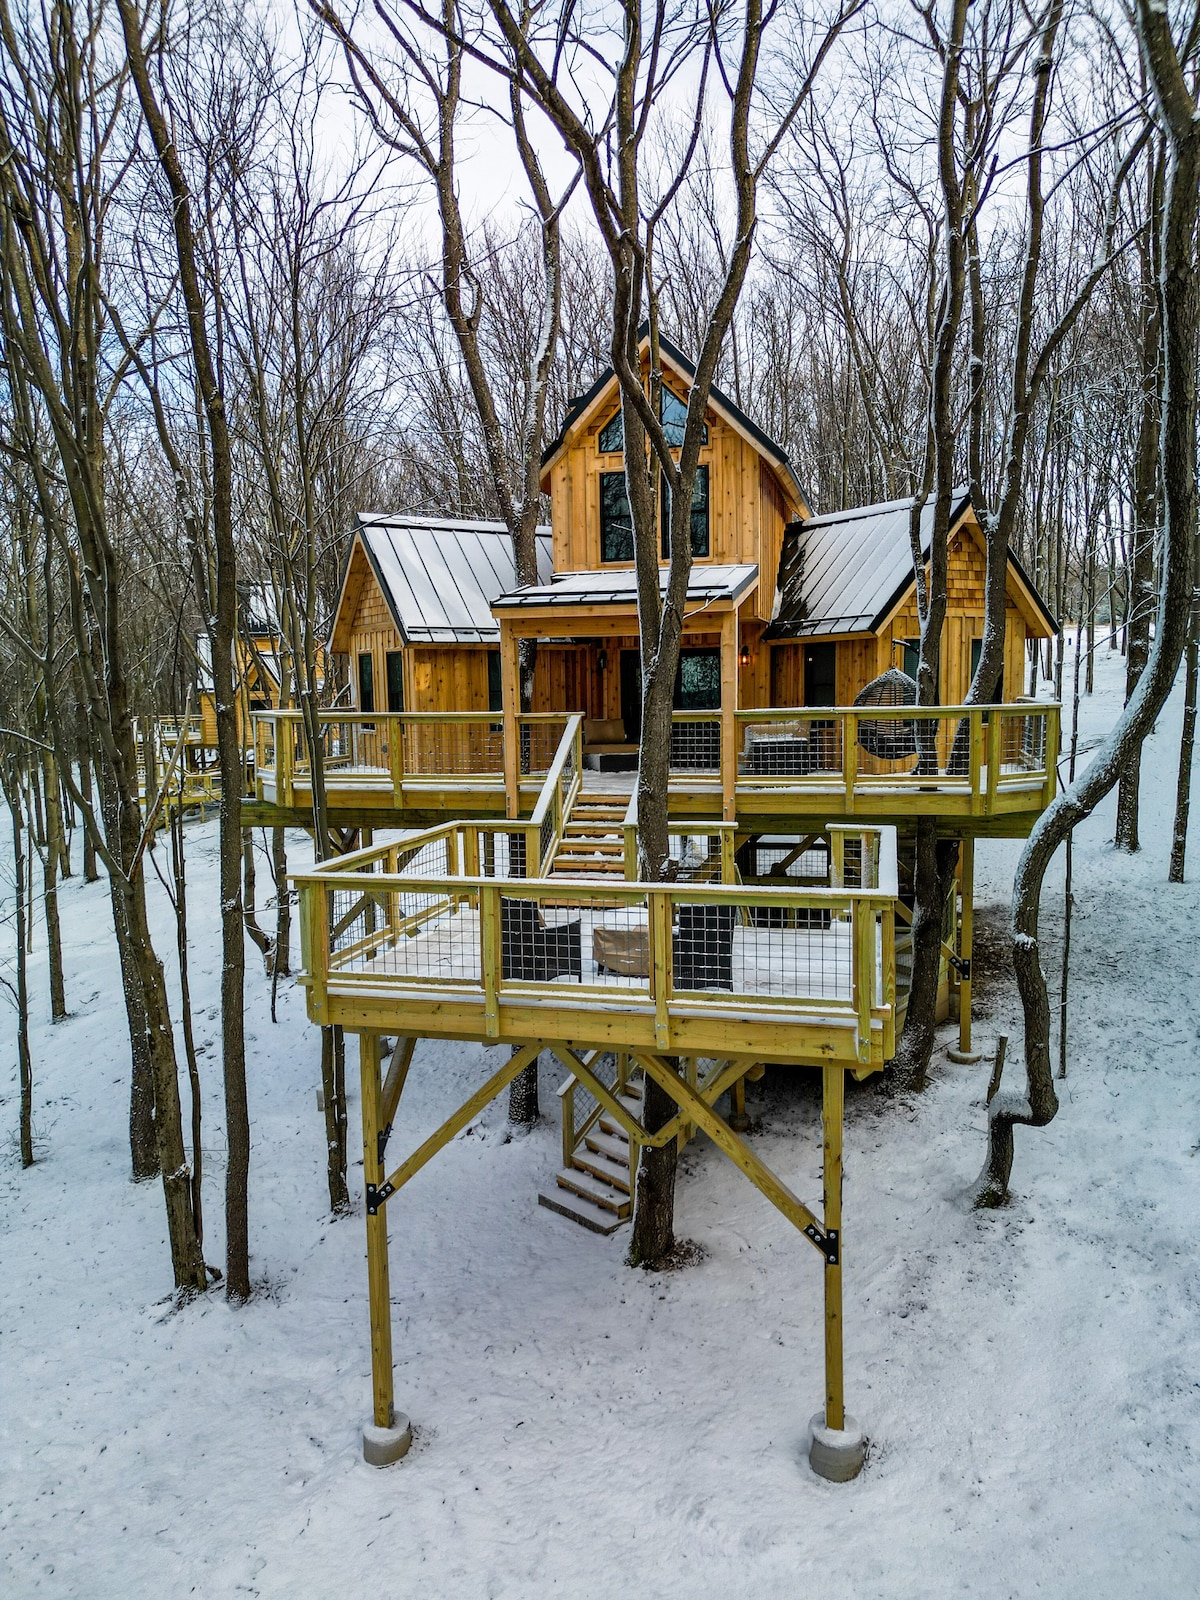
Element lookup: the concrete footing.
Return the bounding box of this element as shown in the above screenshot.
[946,1046,983,1064]
[362,1413,413,1467]
[807,1412,867,1481]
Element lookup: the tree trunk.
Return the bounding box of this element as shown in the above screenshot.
[1169,590,1198,882]
[77,740,99,883]
[8,779,34,1168]
[626,1071,678,1269]
[171,807,205,1251]
[271,825,290,978]
[321,1023,351,1214]
[977,0,1200,1204]
[39,751,66,1021]
[1116,154,1163,852]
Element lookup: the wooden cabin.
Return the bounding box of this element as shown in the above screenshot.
[330,335,1056,735]
[197,587,325,747]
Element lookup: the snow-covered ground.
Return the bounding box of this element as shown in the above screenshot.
[1,646,1197,1599]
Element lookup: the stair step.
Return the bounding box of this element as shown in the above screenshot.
[552,859,626,875]
[538,1187,627,1234]
[584,1128,630,1163]
[556,1168,632,1215]
[556,841,623,855]
[572,1146,632,1192]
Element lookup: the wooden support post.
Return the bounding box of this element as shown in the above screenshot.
[359,1032,396,1430]
[721,609,737,821]
[500,618,521,819]
[822,1062,845,1433]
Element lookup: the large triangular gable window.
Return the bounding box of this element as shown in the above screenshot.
[596,387,708,455]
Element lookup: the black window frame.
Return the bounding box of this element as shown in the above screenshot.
[600,470,635,563]
[595,388,709,458]
[660,464,710,559]
[674,647,722,710]
[357,651,375,714]
[385,650,404,713]
[486,649,503,712]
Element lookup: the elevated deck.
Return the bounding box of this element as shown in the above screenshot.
[249,700,1059,838]
[293,815,899,1071]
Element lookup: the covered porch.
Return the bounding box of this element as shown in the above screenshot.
[492,563,759,821]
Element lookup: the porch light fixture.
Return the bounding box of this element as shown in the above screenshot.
[740,643,751,666]
[597,649,608,672]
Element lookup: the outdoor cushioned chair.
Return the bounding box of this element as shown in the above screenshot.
[500,897,582,982]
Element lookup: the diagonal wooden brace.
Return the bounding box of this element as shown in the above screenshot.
[551,1047,755,1152]
[630,1050,836,1259]
[367,1043,540,1212]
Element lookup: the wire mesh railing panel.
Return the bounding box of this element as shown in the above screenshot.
[403,719,504,777]
[670,896,853,1001]
[855,711,968,779]
[518,717,569,777]
[997,709,1048,776]
[738,717,844,778]
[499,893,652,993]
[666,830,724,883]
[326,843,478,984]
[565,1049,620,1151]
[746,839,831,883]
[669,717,722,775]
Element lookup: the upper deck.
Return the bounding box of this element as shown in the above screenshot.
[248,699,1059,837]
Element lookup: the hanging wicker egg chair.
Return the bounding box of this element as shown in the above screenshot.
[853,668,918,761]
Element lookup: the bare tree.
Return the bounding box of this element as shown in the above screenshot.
[975,0,1200,1205]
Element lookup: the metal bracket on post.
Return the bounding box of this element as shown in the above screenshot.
[376,1124,392,1166]
[948,954,971,980]
[365,1179,395,1216]
[804,1223,839,1264]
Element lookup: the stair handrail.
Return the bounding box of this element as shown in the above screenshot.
[528,713,584,876]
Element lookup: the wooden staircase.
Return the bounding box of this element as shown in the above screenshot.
[550,792,627,878]
[537,1076,642,1234]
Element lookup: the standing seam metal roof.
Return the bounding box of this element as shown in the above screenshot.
[765,492,973,638]
[356,515,553,643]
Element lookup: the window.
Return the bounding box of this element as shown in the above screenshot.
[595,388,708,456]
[599,409,623,454]
[487,649,503,712]
[600,470,634,562]
[357,651,375,713]
[970,637,1003,704]
[901,638,920,680]
[674,648,721,709]
[662,387,708,445]
[385,651,404,713]
[660,465,710,559]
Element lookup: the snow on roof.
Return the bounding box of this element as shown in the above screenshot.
[356,515,553,644]
[491,563,759,610]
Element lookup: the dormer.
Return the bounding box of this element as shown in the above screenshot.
[539,331,808,621]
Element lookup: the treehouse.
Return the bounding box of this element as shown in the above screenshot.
[279,334,1061,1476]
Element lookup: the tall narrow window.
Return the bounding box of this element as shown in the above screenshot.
[385,650,404,713]
[357,651,375,714]
[660,465,710,559]
[600,471,634,562]
[901,638,920,681]
[487,649,503,712]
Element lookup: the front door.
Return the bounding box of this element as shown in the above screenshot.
[804,643,837,707]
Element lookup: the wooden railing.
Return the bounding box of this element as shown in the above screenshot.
[621,785,737,882]
[734,702,1059,818]
[293,823,899,1068]
[256,701,1059,826]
